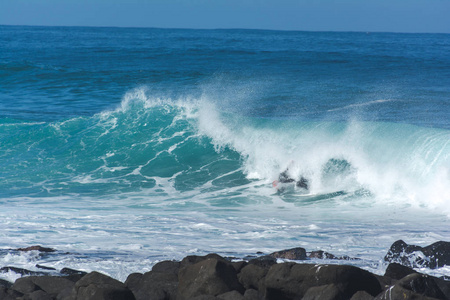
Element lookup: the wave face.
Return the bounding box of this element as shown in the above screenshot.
[1,88,448,213]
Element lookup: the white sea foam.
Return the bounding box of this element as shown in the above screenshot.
[190,94,450,214]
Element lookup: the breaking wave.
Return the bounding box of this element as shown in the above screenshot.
[0,88,449,213]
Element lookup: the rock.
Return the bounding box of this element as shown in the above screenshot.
[231,261,248,273]
[12,275,76,299]
[248,256,277,269]
[70,271,135,300]
[16,246,56,253]
[384,240,450,269]
[375,273,447,300]
[217,290,245,300]
[177,257,244,300]
[64,274,88,283]
[0,266,47,276]
[243,289,261,300]
[190,296,219,300]
[36,265,57,271]
[0,287,23,300]
[60,268,87,283]
[124,260,180,300]
[423,241,450,268]
[126,270,178,300]
[238,264,269,291]
[373,274,395,292]
[308,250,338,259]
[0,278,12,289]
[397,273,447,299]
[384,262,417,280]
[307,250,359,261]
[263,263,382,300]
[12,277,41,295]
[350,290,374,300]
[26,289,53,300]
[152,260,180,275]
[180,253,228,268]
[33,276,76,298]
[434,277,450,299]
[57,286,75,300]
[60,268,88,276]
[123,273,143,292]
[269,247,307,260]
[302,284,342,300]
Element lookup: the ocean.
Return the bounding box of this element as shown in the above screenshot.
[0,25,449,282]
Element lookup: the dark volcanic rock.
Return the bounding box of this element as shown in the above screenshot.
[70,271,135,300]
[248,256,277,269]
[60,268,88,283]
[177,257,244,300]
[190,296,219,300]
[180,253,228,268]
[217,290,245,300]
[308,250,338,259]
[151,260,180,275]
[36,264,57,271]
[434,277,450,299]
[0,278,12,289]
[231,261,247,273]
[124,273,143,293]
[60,268,88,276]
[302,284,342,300]
[11,277,41,295]
[243,289,260,300]
[0,266,47,276]
[384,240,450,269]
[33,276,76,298]
[125,264,178,300]
[384,262,417,280]
[12,275,76,299]
[269,247,307,260]
[350,290,374,300]
[308,250,360,261]
[3,246,448,300]
[16,245,56,253]
[26,289,53,300]
[0,286,23,300]
[263,263,382,300]
[375,273,447,300]
[238,264,268,291]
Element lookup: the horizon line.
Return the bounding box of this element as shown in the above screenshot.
[1,23,449,35]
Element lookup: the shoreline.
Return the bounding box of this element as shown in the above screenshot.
[0,240,449,299]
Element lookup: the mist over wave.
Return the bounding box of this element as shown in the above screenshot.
[1,87,448,214]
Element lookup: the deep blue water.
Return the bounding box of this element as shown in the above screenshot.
[0,25,449,280]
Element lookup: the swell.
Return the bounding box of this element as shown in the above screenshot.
[0,91,246,198]
[0,88,449,213]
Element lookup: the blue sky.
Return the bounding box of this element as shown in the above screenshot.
[1,0,449,33]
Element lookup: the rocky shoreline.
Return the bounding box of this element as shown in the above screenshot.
[0,240,449,300]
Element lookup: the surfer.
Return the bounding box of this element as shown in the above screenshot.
[272,169,308,190]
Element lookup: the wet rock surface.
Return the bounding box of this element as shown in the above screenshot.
[384,240,450,269]
[0,242,448,299]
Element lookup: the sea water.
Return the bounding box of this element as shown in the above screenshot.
[0,26,449,281]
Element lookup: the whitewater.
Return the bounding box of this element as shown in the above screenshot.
[0,26,449,282]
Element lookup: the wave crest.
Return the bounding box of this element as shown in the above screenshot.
[0,87,449,213]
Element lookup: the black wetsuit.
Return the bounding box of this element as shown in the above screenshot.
[278,171,308,189]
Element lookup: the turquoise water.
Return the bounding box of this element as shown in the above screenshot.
[0,26,449,281]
